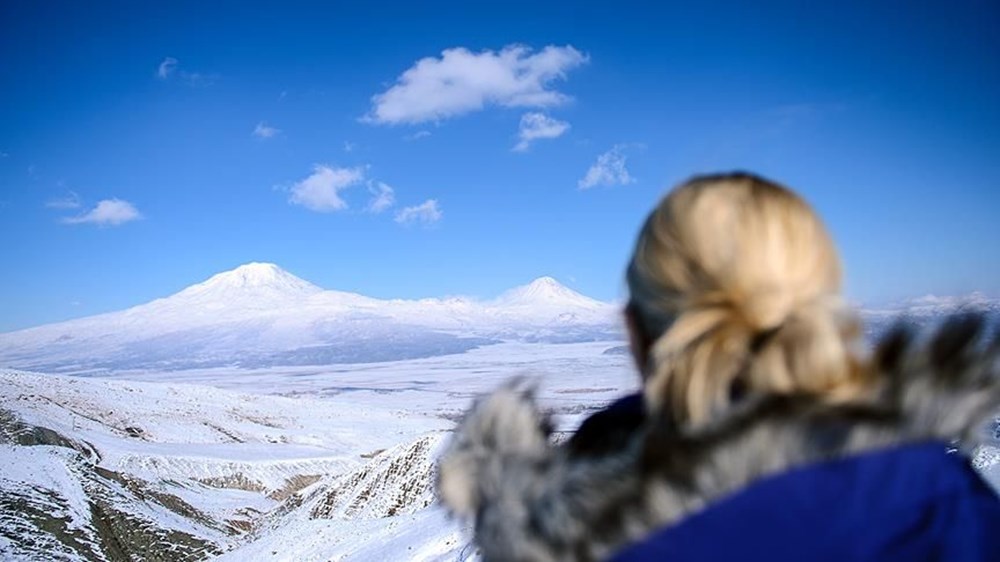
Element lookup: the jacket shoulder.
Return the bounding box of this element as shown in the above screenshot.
[609,442,1000,561]
[566,393,645,458]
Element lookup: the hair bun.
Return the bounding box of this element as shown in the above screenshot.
[735,288,793,332]
[627,173,870,428]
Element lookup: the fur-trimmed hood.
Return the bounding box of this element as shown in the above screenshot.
[437,316,1000,562]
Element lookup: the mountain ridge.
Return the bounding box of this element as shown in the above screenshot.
[0,263,622,372]
[865,291,1000,317]
[2,262,995,373]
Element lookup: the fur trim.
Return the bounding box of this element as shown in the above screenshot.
[437,379,553,518]
[437,315,1000,562]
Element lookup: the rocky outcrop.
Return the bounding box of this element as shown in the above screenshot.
[307,434,442,519]
[0,409,224,561]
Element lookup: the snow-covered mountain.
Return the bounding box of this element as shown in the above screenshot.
[0,263,622,373]
[493,275,603,309]
[164,262,326,310]
[3,261,996,374]
[861,291,1000,337]
[864,292,1000,318]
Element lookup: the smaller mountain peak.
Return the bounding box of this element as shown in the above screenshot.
[496,276,602,309]
[510,276,571,297]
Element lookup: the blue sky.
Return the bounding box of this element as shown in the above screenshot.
[1,1,998,331]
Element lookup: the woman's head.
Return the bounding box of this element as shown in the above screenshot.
[626,172,867,427]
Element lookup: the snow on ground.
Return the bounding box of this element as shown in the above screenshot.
[0,445,101,559]
[101,340,636,432]
[221,433,475,561]
[0,341,636,561]
[0,369,450,491]
[215,507,472,562]
[973,446,1000,494]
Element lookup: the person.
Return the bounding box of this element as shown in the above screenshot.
[437,172,1000,562]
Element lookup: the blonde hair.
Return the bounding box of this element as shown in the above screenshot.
[627,173,869,427]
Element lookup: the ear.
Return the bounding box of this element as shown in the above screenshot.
[625,304,653,379]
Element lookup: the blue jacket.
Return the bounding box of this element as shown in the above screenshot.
[608,441,1000,561]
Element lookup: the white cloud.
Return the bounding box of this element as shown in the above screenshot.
[365,45,588,125]
[157,57,178,79]
[405,130,432,141]
[395,199,442,225]
[288,165,365,212]
[367,182,396,213]
[156,57,216,86]
[45,191,82,209]
[62,199,142,226]
[578,145,635,189]
[343,141,356,152]
[514,112,570,152]
[183,73,212,86]
[253,122,280,139]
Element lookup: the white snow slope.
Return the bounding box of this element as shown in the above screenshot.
[0,341,637,561]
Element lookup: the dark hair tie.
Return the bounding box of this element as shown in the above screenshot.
[750,326,781,354]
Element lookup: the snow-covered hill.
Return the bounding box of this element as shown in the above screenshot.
[0,368,462,560]
[0,263,621,374]
[0,341,632,561]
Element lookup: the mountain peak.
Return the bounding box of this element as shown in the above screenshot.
[495,276,602,309]
[171,263,322,304]
[527,276,561,288]
[217,262,294,286]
